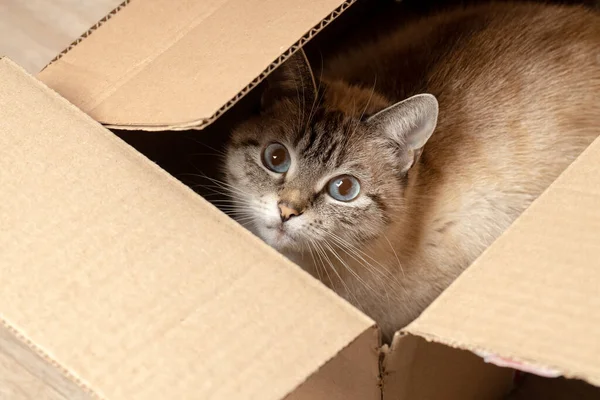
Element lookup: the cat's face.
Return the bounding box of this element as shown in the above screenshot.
[223,50,438,255]
[225,104,401,253]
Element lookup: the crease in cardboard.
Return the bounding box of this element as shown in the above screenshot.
[167,0,358,131]
[284,326,381,400]
[69,1,234,116]
[41,0,357,131]
[0,316,103,400]
[377,346,387,400]
[40,0,132,73]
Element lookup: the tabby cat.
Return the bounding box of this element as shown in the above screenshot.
[223,2,600,340]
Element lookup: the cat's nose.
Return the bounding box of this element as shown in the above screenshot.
[279,203,301,222]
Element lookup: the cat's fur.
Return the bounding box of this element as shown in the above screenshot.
[224,2,600,340]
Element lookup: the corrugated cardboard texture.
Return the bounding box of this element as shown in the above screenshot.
[406,135,600,386]
[382,335,513,399]
[286,327,380,400]
[37,0,354,130]
[0,58,375,400]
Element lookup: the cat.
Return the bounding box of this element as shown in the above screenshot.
[223,1,600,341]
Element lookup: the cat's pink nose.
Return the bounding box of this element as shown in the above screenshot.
[279,204,300,222]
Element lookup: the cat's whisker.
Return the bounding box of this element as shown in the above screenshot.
[187,152,226,158]
[360,74,377,122]
[327,232,392,279]
[349,73,377,138]
[219,212,259,219]
[202,187,252,203]
[231,215,260,227]
[200,190,250,203]
[314,240,363,310]
[306,239,324,284]
[322,239,379,296]
[216,206,263,214]
[325,232,404,300]
[237,219,259,229]
[325,235,395,302]
[310,238,335,290]
[183,172,245,192]
[304,51,325,131]
[314,240,344,295]
[209,199,251,206]
[218,209,262,219]
[182,136,229,158]
[382,233,406,280]
[195,175,254,197]
[225,211,257,219]
[332,232,397,278]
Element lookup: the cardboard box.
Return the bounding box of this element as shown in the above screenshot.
[1,0,599,398]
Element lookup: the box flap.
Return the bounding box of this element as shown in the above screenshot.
[286,327,381,400]
[37,0,355,131]
[0,57,375,399]
[405,136,600,386]
[381,334,513,399]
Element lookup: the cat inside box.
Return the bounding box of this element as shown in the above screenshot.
[117,0,599,346]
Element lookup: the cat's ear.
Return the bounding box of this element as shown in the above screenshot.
[366,93,438,170]
[260,49,318,111]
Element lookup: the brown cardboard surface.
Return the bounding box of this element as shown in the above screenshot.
[286,327,381,400]
[0,57,375,399]
[382,335,513,400]
[406,135,600,387]
[37,0,354,131]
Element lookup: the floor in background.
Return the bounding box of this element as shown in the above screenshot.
[0,0,123,74]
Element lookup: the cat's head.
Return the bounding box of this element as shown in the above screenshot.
[224,50,438,254]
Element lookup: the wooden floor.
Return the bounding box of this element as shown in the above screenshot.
[0,0,122,74]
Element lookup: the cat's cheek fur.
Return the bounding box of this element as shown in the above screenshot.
[253,193,281,232]
[224,150,248,185]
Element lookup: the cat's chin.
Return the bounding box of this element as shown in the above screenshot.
[257,225,303,253]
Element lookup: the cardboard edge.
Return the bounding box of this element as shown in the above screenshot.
[39,0,132,73]
[284,325,382,400]
[0,317,103,400]
[401,329,600,387]
[90,0,358,132]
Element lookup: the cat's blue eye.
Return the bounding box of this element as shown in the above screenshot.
[261,142,291,173]
[327,175,361,202]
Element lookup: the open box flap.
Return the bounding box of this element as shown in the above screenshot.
[37,0,355,131]
[404,135,600,387]
[0,58,376,399]
[380,334,513,400]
